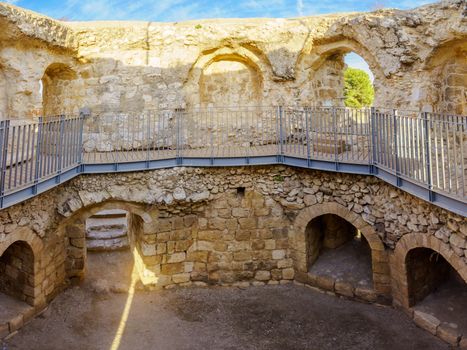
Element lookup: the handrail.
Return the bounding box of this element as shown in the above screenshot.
[0,106,465,216]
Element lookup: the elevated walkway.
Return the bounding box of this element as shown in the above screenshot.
[0,107,465,216]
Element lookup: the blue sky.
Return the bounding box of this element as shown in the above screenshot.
[5,0,436,22]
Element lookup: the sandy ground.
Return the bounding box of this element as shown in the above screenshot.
[3,250,449,350]
[5,287,448,350]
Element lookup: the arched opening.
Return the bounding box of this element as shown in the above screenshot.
[343,52,375,108]
[85,209,136,292]
[0,241,35,332]
[0,241,34,302]
[305,50,375,107]
[184,48,272,157]
[406,247,467,342]
[41,63,78,117]
[63,201,155,291]
[297,38,381,108]
[306,214,373,290]
[199,55,263,108]
[295,44,378,161]
[423,40,466,114]
[437,56,466,115]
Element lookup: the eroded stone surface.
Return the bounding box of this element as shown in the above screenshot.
[0,1,465,119]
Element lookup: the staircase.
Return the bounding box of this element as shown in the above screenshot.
[85,210,129,251]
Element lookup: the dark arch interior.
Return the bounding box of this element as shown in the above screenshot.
[406,247,467,337]
[406,248,451,305]
[0,241,35,330]
[305,214,373,288]
[0,241,34,303]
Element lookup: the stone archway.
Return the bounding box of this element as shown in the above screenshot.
[60,200,157,285]
[0,227,44,306]
[391,232,467,309]
[291,202,390,296]
[185,45,273,108]
[423,39,467,114]
[295,38,386,106]
[41,62,79,116]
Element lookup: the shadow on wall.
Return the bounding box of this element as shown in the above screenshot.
[424,39,467,115]
[41,62,81,117]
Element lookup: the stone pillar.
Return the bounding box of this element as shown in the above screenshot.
[64,218,86,280]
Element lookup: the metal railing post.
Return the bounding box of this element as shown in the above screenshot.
[393,109,401,186]
[423,111,434,201]
[370,107,377,171]
[0,120,10,207]
[278,106,284,162]
[305,108,311,167]
[146,111,151,167]
[209,109,214,164]
[33,117,43,194]
[333,107,338,170]
[56,115,65,183]
[175,108,183,165]
[78,108,90,169]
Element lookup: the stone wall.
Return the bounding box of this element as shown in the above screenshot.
[0,1,465,342]
[0,166,465,306]
[0,1,465,120]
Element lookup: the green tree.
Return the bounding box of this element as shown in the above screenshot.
[343,67,374,108]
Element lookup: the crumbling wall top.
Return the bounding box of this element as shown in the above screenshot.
[0,2,76,50]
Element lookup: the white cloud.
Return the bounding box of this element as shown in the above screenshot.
[25,0,443,22]
[297,0,304,16]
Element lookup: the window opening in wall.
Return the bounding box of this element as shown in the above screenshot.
[236,187,246,196]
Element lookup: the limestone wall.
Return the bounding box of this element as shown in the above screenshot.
[0,166,465,306]
[0,1,465,119]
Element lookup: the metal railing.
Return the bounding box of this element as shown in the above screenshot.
[0,116,84,200]
[0,106,465,211]
[373,109,466,200]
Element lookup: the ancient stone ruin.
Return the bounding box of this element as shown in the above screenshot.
[0,0,465,348]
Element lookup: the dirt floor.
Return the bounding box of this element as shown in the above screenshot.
[3,250,449,350]
[309,238,373,288]
[415,277,467,334]
[0,294,32,325]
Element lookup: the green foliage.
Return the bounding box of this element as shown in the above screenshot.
[273,175,284,182]
[195,24,202,29]
[343,67,374,108]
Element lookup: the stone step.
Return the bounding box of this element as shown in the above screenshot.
[86,216,127,231]
[86,227,127,240]
[86,236,129,251]
[92,209,127,219]
[87,224,126,233]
